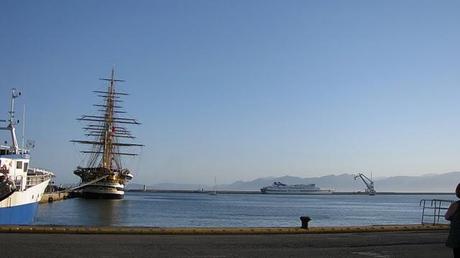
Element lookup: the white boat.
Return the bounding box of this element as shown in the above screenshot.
[71,69,142,199]
[260,182,334,195]
[0,89,53,224]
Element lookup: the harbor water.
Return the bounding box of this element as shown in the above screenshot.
[35,192,454,227]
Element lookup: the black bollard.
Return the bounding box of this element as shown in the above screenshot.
[300,216,311,229]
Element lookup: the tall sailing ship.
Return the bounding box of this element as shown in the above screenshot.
[71,69,143,199]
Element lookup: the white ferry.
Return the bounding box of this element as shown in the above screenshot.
[260,182,334,195]
[0,89,53,224]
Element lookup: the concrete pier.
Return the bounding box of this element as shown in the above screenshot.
[39,191,69,203]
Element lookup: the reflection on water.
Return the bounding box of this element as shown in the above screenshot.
[35,192,455,227]
[81,199,124,226]
[38,198,126,226]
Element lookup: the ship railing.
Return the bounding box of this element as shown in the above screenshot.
[26,174,51,188]
[28,167,55,177]
[419,199,453,225]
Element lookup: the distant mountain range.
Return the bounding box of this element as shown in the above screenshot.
[128,172,460,192]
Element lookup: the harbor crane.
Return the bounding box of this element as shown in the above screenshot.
[354,173,376,195]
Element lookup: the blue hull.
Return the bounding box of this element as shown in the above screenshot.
[0,202,39,225]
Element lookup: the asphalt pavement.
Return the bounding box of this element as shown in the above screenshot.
[0,230,452,257]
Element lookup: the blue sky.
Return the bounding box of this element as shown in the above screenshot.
[1,0,459,184]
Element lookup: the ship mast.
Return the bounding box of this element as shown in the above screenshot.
[0,89,21,154]
[71,69,142,173]
[102,68,117,170]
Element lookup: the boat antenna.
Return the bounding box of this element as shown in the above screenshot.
[22,104,26,150]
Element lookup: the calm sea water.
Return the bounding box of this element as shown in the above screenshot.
[35,192,455,227]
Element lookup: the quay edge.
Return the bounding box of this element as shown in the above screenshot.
[0,224,449,235]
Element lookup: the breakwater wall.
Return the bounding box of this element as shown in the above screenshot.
[127,189,454,195]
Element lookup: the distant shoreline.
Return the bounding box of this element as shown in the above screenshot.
[127,189,454,195]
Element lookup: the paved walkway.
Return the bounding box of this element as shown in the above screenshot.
[0,230,452,257]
